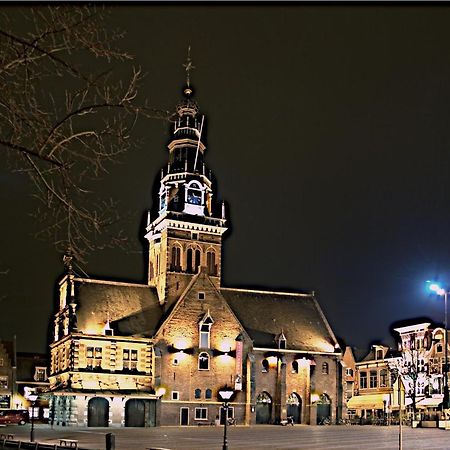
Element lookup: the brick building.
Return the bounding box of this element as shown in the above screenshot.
[48,69,345,427]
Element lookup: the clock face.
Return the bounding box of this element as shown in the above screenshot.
[187,190,202,205]
[186,182,203,205]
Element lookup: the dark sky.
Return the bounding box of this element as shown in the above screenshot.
[2,4,450,354]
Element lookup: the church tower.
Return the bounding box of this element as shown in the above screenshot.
[145,55,227,306]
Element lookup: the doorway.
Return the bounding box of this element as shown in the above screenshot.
[287,393,302,424]
[87,397,109,427]
[256,392,272,424]
[125,399,156,427]
[180,407,189,426]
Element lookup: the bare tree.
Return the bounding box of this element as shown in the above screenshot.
[0,5,170,262]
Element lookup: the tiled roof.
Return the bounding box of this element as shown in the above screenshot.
[220,288,339,353]
[73,279,163,336]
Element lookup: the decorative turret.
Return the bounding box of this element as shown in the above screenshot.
[145,51,227,307]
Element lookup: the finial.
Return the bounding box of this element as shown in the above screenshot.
[63,249,73,275]
[182,45,195,91]
[221,201,226,220]
[147,210,151,227]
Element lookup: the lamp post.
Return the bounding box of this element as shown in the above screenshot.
[427,282,449,411]
[218,386,235,450]
[28,393,38,442]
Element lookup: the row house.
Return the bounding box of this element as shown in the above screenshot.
[346,345,404,423]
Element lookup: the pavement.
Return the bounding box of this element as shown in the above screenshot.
[2,424,450,450]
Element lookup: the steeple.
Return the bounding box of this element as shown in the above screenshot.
[144,55,227,307]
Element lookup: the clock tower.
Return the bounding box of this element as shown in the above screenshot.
[145,81,227,307]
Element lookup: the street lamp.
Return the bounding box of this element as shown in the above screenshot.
[218,386,235,450]
[28,393,38,442]
[427,281,450,411]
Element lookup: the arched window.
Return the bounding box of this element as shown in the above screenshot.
[292,360,299,374]
[322,362,329,375]
[171,245,181,272]
[199,314,213,349]
[199,352,210,370]
[159,188,167,212]
[207,251,216,276]
[262,359,269,373]
[194,388,201,399]
[194,249,201,273]
[205,389,212,399]
[186,248,193,273]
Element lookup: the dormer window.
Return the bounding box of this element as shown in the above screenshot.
[199,313,214,349]
[277,332,287,350]
[376,349,383,360]
[34,367,47,382]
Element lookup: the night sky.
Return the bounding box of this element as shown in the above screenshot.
[2,5,450,354]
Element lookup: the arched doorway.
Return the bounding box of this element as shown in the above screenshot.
[287,392,302,424]
[88,397,109,427]
[256,392,272,424]
[125,399,156,427]
[316,393,331,425]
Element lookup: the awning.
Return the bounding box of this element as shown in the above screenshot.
[416,397,443,408]
[347,394,390,410]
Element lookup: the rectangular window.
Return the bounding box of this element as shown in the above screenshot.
[369,370,378,388]
[171,391,179,401]
[195,407,208,420]
[360,371,367,389]
[0,358,4,367]
[0,376,8,389]
[123,349,138,371]
[86,346,102,369]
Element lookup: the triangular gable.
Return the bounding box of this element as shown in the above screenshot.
[153,271,251,344]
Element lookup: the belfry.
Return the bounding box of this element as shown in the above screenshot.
[48,56,345,427]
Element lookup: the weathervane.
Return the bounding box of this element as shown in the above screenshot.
[182,45,195,87]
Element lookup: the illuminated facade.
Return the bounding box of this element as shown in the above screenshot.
[393,322,448,416]
[48,75,345,427]
[347,345,404,423]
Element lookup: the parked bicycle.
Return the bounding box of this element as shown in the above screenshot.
[319,416,331,425]
[280,416,295,426]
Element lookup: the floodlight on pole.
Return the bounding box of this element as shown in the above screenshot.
[426,280,450,410]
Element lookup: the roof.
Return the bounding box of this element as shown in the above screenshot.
[73,279,163,336]
[221,288,338,353]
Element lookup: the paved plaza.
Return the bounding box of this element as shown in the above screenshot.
[2,424,450,450]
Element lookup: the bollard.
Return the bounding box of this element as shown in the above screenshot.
[106,433,115,450]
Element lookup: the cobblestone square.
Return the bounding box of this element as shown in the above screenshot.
[2,424,450,450]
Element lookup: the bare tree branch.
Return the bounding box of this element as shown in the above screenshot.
[0,6,171,263]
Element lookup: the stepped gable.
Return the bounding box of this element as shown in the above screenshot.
[221,288,339,353]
